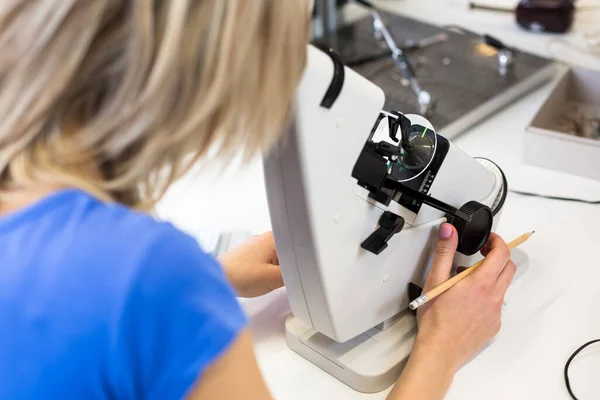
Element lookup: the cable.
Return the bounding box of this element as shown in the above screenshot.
[565,339,600,400]
[468,2,512,12]
[509,189,600,204]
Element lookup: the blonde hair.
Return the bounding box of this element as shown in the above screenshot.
[0,1,310,210]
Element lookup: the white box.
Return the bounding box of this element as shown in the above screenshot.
[525,66,600,181]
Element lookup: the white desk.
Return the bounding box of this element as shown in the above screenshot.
[157,2,600,399]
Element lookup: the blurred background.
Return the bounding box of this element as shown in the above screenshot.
[157,0,600,255]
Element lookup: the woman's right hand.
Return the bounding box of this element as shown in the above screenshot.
[416,223,516,371]
[388,223,515,400]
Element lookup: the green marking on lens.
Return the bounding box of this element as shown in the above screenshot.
[421,127,428,138]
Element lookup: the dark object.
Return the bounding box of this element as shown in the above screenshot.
[447,201,493,255]
[408,282,423,315]
[352,145,389,193]
[483,34,509,51]
[388,111,412,146]
[510,189,600,204]
[361,211,405,255]
[469,0,575,34]
[368,187,395,207]
[517,0,575,33]
[316,46,346,109]
[564,339,600,399]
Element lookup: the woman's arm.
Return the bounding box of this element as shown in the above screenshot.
[388,224,515,400]
[187,330,273,400]
[389,339,455,399]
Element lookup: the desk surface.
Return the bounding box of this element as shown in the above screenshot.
[157,1,600,399]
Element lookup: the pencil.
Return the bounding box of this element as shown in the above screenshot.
[409,231,535,311]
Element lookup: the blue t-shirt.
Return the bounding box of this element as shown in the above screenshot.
[0,189,247,399]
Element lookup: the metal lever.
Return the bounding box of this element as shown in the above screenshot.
[383,178,471,223]
[369,9,435,116]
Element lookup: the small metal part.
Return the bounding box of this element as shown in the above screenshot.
[403,33,449,51]
[373,19,383,41]
[417,91,433,115]
[419,33,449,47]
[498,49,514,76]
[442,57,452,66]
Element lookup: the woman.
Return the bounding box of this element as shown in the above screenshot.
[0,1,515,399]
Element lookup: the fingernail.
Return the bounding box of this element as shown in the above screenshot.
[440,224,453,239]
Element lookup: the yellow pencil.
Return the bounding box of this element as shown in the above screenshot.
[409,231,535,310]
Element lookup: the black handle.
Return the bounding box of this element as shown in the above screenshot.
[483,34,507,50]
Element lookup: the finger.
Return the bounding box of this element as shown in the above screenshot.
[423,223,458,292]
[263,263,284,291]
[495,259,516,295]
[472,233,511,281]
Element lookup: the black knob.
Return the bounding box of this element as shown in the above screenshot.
[449,201,493,256]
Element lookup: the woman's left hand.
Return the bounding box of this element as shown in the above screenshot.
[218,232,284,298]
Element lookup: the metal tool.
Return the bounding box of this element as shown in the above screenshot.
[351,0,436,116]
[369,8,435,116]
[403,33,449,51]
